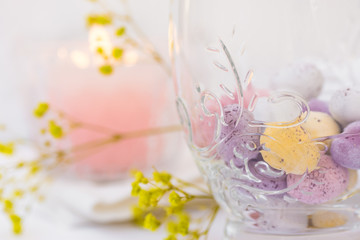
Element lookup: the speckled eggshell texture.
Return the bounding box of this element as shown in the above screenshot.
[260,124,320,175]
[245,159,287,192]
[301,111,340,147]
[287,154,349,204]
[217,104,260,167]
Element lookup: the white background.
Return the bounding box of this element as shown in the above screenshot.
[1,0,360,239]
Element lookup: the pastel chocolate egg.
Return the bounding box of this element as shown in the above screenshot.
[192,86,266,148]
[335,170,358,200]
[310,211,347,228]
[329,88,360,127]
[330,121,360,169]
[260,125,320,175]
[347,169,358,191]
[301,111,340,146]
[272,63,324,100]
[217,105,260,167]
[245,159,287,192]
[308,99,330,115]
[287,154,349,204]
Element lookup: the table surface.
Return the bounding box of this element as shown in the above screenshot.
[1,204,360,240]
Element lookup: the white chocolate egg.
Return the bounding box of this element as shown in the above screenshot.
[272,63,324,100]
[329,88,360,127]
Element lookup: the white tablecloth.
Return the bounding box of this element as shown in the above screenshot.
[2,204,360,240]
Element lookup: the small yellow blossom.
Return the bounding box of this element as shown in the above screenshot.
[166,206,183,216]
[167,221,178,234]
[86,14,112,26]
[13,190,24,198]
[134,171,144,182]
[177,214,190,236]
[96,47,104,55]
[131,181,141,196]
[153,171,171,185]
[132,206,144,220]
[169,191,182,207]
[10,214,22,234]
[133,170,148,184]
[16,162,25,168]
[138,190,151,207]
[115,27,126,36]
[143,213,160,231]
[48,120,63,139]
[33,102,49,118]
[149,189,164,207]
[0,142,14,155]
[99,65,113,75]
[3,199,13,212]
[164,235,177,240]
[30,164,41,175]
[112,47,124,59]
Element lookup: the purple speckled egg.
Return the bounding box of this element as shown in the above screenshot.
[308,99,330,115]
[233,158,287,203]
[287,154,349,205]
[217,104,260,167]
[331,121,360,169]
[246,159,287,192]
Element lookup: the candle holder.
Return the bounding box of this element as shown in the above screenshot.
[170,0,360,237]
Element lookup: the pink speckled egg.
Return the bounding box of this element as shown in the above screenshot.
[287,154,349,204]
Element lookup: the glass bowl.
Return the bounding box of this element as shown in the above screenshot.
[170,0,360,237]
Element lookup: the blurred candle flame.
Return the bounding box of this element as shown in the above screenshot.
[70,50,90,69]
[89,25,112,59]
[123,50,139,66]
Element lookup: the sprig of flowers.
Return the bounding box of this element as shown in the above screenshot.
[86,0,171,76]
[33,102,181,164]
[1,101,182,235]
[0,140,47,234]
[131,170,219,240]
[1,0,177,235]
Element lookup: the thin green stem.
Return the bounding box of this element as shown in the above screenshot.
[124,16,171,75]
[59,110,119,134]
[171,185,193,199]
[36,125,182,166]
[190,195,213,200]
[203,205,220,240]
[174,177,210,195]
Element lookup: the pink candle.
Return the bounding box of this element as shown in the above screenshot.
[47,46,171,179]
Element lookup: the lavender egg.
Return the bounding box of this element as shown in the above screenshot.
[233,159,287,203]
[217,104,260,167]
[308,99,330,115]
[246,159,287,192]
[331,121,360,169]
[329,88,360,127]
